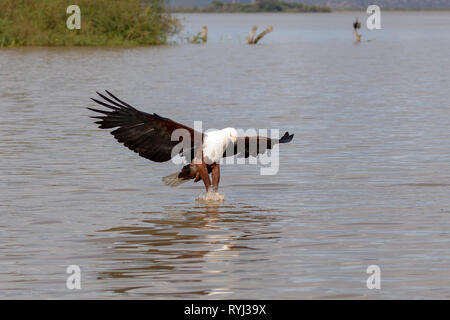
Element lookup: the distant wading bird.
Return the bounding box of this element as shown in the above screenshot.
[353,18,362,42]
[88,91,293,196]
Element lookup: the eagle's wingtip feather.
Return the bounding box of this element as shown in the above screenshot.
[279,131,294,144]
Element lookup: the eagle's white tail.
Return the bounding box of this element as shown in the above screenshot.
[162,172,188,187]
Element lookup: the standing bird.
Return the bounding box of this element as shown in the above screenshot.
[353,17,362,42]
[88,91,293,194]
[353,18,361,30]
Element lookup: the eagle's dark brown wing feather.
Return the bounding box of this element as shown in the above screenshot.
[224,132,293,158]
[88,90,201,163]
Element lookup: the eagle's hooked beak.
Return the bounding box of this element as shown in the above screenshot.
[232,136,237,143]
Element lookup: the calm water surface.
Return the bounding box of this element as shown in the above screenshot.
[0,12,449,299]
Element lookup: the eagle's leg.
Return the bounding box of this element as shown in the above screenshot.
[194,147,215,192]
[210,163,220,192]
[195,160,211,192]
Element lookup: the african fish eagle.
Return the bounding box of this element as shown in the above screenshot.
[88,91,294,193]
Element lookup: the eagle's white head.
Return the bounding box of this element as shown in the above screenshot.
[223,127,238,144]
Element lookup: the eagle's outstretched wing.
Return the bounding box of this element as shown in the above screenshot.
[88,90,202,163]
[224,132,294,158]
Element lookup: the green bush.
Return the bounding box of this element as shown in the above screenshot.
[0,0,180,47]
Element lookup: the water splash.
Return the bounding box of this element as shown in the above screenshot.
[196,190,225,204]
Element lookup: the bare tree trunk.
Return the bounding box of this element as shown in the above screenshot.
[202,26,207,43]
[249,26,273,44]
[248,26,257,44]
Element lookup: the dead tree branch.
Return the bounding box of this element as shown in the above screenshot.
[248,25,273,44]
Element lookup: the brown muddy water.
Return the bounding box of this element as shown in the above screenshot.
[0,12,449,299]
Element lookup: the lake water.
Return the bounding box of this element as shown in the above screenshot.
[0,12,449,299]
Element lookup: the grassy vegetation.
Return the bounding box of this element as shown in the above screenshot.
[172,0,332,13]
[186,31,204,44]
[0,0,180,47]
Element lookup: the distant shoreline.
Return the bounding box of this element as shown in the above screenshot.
[171,9,450,13]
[171,10,332,13]
[171,8,450,13]
[332,8,450,11]
[171,1,332,13]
